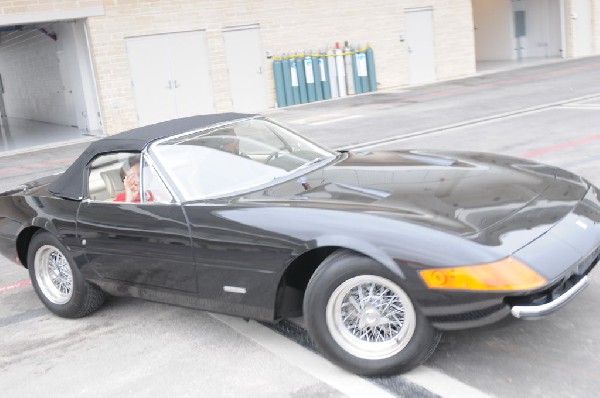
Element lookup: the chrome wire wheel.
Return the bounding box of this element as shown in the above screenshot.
[325,275,416,360]
[34,245,74,305]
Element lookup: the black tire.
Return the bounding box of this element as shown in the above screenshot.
[303,250,441,376]
[28,231,105,318]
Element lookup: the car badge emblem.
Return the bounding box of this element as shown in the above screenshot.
[576,220,588,230]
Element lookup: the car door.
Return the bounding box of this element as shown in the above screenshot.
[77,152,196,293]
[182,200,301,318]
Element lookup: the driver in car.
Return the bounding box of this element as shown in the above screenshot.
[114,155,142,203]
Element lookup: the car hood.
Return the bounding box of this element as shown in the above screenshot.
[256,150,589,248]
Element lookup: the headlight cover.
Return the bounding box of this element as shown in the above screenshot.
[419,257,547,291]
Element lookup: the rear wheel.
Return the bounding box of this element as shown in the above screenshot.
[304,250,440,376]
[28,231,104,318]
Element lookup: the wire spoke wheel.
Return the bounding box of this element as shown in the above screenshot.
[28,231,105,318]
[34,244,73,305]
[305,251,440,375]
[326,275,416,360]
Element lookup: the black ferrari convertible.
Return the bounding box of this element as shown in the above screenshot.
[0,113,598,375]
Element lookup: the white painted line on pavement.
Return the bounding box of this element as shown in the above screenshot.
[404,366,492,398]
[288,113,346,124]
[288,114,363,126]
[309,114,363,126]
[211,314,396,398]
[339,92,600,151]
[213,314,491,398]
[558,104,600,110]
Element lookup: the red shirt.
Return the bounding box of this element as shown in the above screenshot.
[114,193,140,203]
[113,192,154,203]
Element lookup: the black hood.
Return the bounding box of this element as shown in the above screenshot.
[256,150,588,247]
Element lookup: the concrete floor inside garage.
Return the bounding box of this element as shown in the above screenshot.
[476,55,564,75]
[0,117,99,154]
[476,55,564,74]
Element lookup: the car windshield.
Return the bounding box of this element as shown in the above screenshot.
[149,117,336,200]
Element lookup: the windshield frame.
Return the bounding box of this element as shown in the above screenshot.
[147,116,340,202]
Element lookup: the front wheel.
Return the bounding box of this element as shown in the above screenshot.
[28,231,105,318]
[304,251,440,376]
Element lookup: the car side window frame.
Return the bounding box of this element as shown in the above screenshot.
[140,151,180,204]
[86,151,140,203]
[85,151,175,204]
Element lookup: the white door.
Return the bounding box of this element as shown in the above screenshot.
[126,31,214,126]
[127,36,175,125]
[223,26,268,113]
[405,8,436,85]
[511,0,564,59]
[169,31,214,118]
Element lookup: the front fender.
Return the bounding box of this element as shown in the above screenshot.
[310,234,404,279]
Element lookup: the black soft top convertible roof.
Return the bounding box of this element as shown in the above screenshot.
[49,112,255,200]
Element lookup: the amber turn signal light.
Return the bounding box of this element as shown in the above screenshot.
[420,257,547,291]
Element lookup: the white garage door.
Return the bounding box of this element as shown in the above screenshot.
[223,26,268,113]
[126,31,214,126]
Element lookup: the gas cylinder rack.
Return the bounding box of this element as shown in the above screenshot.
[273,43,377,108]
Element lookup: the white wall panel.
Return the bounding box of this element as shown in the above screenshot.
[512,0,563,59]
[0,25,69,124]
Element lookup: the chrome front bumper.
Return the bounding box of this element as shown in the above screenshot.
[510,276,590,319]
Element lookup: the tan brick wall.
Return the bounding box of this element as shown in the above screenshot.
[428,0,476,80]
[566,0,578,58]
[564,0,599,57]
[592,0,600,54]
[0,0,102,14]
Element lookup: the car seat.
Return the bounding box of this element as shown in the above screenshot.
[100,169,125,199]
